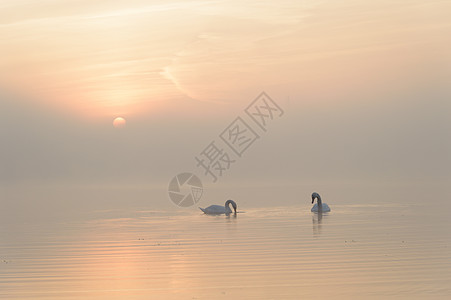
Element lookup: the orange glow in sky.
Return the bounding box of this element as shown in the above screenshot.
[0,0,450,119]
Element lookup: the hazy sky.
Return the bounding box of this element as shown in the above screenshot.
[1,0,450,199]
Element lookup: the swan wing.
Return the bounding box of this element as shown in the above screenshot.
[322,203,331,212]
[200,205,226,214]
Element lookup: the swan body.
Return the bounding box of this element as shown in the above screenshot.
[311,203,331,212]
[200,199,237,215]
[311,192,330,212]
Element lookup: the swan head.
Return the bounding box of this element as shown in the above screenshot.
[311,192,321,204]
[225,199,237,213]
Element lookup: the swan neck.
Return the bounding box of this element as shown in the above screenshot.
[225,202,231,213]
[317,197,322,212]
[225,200,236,213]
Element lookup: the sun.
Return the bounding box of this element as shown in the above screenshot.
[113,117,126,128]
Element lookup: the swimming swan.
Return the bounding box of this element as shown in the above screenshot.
[199,200,237,215]
[311,192,330,212]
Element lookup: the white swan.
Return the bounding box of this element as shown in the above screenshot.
[311,192,330,212]
[199,199,237,215]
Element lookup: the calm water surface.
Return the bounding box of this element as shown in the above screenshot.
[1,196,450,299]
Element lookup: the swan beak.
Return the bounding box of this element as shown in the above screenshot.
[311,198,314,204]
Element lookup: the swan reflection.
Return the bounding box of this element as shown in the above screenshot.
[312,212,323,236]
